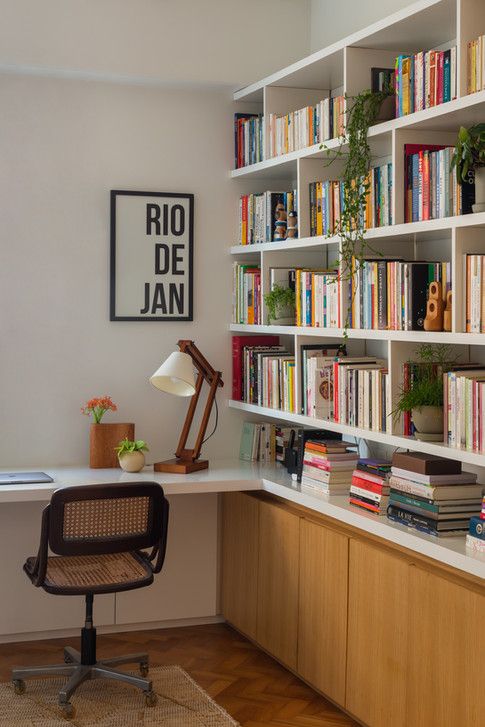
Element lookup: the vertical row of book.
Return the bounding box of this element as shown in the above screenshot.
[239,191,298,245]
[234,113,264,168]
[465,254,485,333]
[467,35,485,94]
[394,48,457,117]
[232,263,261,324]
[239,420,293,464]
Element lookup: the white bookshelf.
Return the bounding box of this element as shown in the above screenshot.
[230,0,485,468]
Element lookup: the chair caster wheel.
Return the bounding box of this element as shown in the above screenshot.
[145,690,157,707]
[13,679,25,695]
[140,662,149,677]
[60,702,75,719]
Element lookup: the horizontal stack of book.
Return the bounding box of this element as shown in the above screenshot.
[350,257,451,331]
[387,452,483,537]
[267,96,345,158]
[239,342,295,412]
[232,263,261,324]
[349,458,391,515]
[444,364,485,451]
[239,421,293,464]
[467,36,485,94]
[404,144,473,221]
[394,48,457,117]
[465,254,485,333]
[234,113,264,168]
[239,190,298,245]
[466,497,485,553]
[301,440,358,496]
[309,163,393,236]
[296,268,340,328]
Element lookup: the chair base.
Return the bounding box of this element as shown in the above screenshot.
[12,647,156,718]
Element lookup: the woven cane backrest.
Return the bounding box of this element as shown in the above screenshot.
[48,483,167,556]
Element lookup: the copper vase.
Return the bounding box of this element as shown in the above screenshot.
[89,423,135,468]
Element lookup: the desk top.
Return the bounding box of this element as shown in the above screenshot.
[1,460,484,580]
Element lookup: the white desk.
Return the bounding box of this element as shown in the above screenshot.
[0,460,483,642]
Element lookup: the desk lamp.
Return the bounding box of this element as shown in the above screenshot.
[149,340,224,473]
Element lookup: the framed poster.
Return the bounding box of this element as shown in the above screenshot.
[110,190,194,321]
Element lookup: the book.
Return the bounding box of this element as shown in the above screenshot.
[234,113,263,168]
[389,476,483,501]
[469,516,485,540]
[391,451,462,475]
[387,504,471,531]
[390,491,482,513]
[395,48,457,119]
[390,467,477,485]
[232,335,279,400]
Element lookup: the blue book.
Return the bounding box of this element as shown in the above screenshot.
[469,516,485,540]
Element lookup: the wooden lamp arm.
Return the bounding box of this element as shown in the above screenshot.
[177,340,224,387]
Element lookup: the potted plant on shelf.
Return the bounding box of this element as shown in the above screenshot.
[115,438,149,473]
[451,123,485,212]
[81,396,134,468]
[264,284,296,325]
[393,344,458,441]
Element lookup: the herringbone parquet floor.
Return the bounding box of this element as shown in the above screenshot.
[0,623,359,726]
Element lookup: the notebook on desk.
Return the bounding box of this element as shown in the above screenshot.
[0,472,54,485]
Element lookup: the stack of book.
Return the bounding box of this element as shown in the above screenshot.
[465,254,485,333]
[466,497,485,552]
[350,257,451,331]
[267,96,345,158]
[234,113,264,168]
[239,343,295,412]
[404,144,473,221]
[239,190,298,245]
[394,48,457,117]
[387,452,483,537]
[295,268,340,328]
[301,440,358,495]
[467,36,485,94]
[239,421,293,464]
[443,364,485,451]
[232,263,261,324]
[349,458,391,515]
[309,162,393,236]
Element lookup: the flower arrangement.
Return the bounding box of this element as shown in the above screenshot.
[81,396,117,424]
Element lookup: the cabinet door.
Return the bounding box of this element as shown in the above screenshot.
[298,519,348,705]
[256,499,300,669]
[221,492,259,639]
[346,539,409,727]
[407,567,485,727]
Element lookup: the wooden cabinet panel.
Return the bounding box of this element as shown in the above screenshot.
[257,499,300,669]
[407,567,485,727]
[346,539,409,727]
[221,492,259,639]
[298,519,348,705]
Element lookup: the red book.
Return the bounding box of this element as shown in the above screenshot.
[231,336,279,400]
[422,150,430,220]
[351,475,388,494]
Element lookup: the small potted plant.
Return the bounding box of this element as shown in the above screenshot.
[264,284,296,325]
[115,438,149,473]
[451,123,485,212]
[81,396,134,468]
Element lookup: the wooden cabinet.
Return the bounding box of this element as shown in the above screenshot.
[220,492,259,639]
[256,499,300,669]
[407,566,485,727]
[346,539,410,727]
[298,519,348,705]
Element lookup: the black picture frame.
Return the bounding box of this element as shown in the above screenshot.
[110,190,194,322]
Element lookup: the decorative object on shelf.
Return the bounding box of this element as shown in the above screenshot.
[393,344,458,442]
[110,190,194,321]
[451,124,484,212]
[81,396,134,468]
[273,201,287,240]
[424,281,444,331]
[150,340,223,473]
[115,438,149,472]
[264,283,296,325]
[286,209,298,238]
[443,290,452,332]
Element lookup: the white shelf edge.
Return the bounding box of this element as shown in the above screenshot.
[228,399,485,468]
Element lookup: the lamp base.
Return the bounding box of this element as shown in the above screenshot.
[154,458,209,474]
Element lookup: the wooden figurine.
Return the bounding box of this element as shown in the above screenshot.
[287,209,298,238]
[443,290,452,332]
[274,201,287,241]
[424,281,444,331]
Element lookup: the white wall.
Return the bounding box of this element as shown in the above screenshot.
[310,0,415,50]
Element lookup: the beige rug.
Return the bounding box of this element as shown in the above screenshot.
[0,665,239,726]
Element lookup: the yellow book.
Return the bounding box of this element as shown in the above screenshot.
[402,57,411,115]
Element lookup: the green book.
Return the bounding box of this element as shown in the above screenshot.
[239,422,256,461]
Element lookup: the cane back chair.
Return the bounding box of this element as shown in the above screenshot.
[12,482,169,718]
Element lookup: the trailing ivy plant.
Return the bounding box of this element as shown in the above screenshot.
[321,88,393,335]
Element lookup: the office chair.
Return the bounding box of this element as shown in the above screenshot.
[12,482,169,718]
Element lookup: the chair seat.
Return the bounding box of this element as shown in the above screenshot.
[24,551,153,595]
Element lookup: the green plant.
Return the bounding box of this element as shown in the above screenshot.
[115,438,149,456]
[451,123,485,184]
[321,88,393,334]
[264,284,296,322]
[393,344,459,418]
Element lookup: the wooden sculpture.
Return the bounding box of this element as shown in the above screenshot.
[424,281,444,331]
[443,290,452,332]
[287,209,298,238]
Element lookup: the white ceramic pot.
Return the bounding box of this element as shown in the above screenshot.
[411,406,443,436]
[118,451,145,473]
[472,166,485,213]
[269,305,295,326]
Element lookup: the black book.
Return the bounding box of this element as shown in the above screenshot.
[387,504,470,531]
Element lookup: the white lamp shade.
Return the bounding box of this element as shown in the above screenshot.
[150,351,196,397]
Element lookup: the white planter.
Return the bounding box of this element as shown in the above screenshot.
[473,166,485,213]
[118,451,145,473]
[411,406,444,442]
[268,305,295,326]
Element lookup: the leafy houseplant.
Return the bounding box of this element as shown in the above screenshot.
[115,438,149,473]
[451,123,485,212]
[264,284,296,325]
